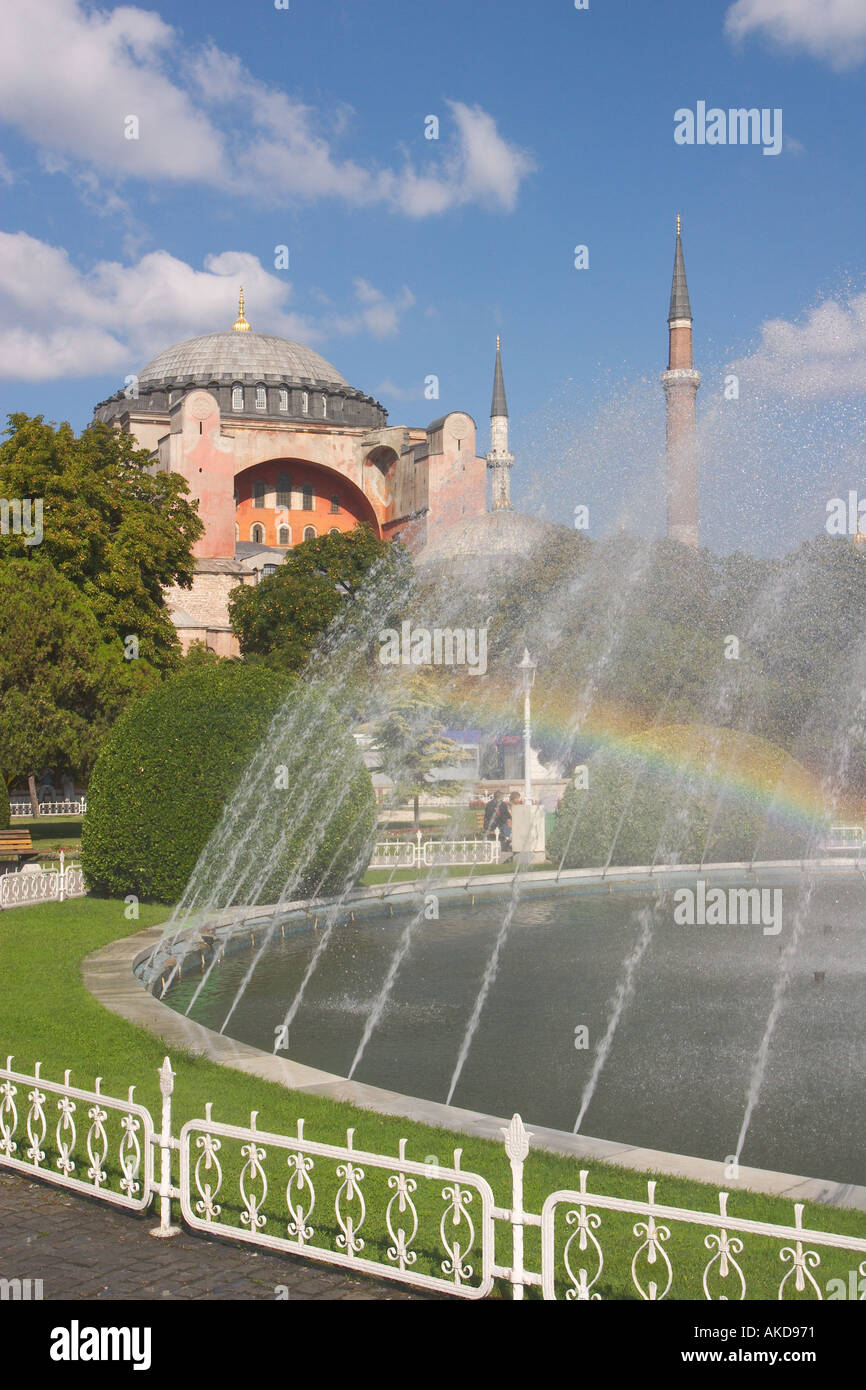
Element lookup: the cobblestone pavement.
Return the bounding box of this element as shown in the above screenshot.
[0,1170,433,1300]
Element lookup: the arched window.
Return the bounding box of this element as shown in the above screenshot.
[321,394,327,418]
[253,481,265,509]
[250,523,264,544]
[277,525,290,546]
[276,472,291,508]
[330,495,340,514]
[301,483,314,511]
[279,388,289,412]
[232,386,244,411]
[255,385,266,410]
[303,526,316,542]
[328,527,340,535]
[301,391,309,414]
[262,563,277,578]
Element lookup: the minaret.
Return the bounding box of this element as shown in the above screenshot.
[486,337,513,511]
[661,216,701,546]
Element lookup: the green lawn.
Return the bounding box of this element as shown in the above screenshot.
[0,895,863,1299]
[9,814,83,860]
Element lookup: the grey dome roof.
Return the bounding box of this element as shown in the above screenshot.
[415,511,571,569]
[138,332,348,387]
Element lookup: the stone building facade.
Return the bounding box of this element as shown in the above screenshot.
[93,293,487,655]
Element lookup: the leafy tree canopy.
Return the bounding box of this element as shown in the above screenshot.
[229,526,413,672]
[0,557,154,790]
[0,414,203,671]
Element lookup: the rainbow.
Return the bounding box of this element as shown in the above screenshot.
[443,678,835,833]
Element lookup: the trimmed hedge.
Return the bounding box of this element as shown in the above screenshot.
[549,725,823,870]
[82,664,376,903]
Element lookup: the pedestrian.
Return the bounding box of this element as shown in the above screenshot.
[482,791,500,834]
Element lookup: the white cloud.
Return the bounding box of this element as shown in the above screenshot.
[331,280,416,338]
[0,1,533,216]
[732,290,866,398]
[375,379,427,402]
[725,0,866,68]
[0,232,413,380]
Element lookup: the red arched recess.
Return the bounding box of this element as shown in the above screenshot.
[235,458,382,547]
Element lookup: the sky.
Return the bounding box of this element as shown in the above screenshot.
[1,0,866,554]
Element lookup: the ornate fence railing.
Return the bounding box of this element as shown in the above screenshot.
[1,1055,865,1299]
[0,1058,154,1211]
[0,858,85,909]
[10,799,87,817]
[369,832,501,870]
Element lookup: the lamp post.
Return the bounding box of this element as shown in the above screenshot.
[517,648,537,804]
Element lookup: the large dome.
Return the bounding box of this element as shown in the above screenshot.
[138,331,348,388]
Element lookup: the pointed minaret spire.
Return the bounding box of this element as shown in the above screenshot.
[491,335,509,418]
[668,215,692,325]
[486,336,513,511]
[661,216,701,547]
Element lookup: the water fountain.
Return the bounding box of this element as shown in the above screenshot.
[142,517,866,1191]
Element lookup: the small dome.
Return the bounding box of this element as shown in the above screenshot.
[137,332,348,388]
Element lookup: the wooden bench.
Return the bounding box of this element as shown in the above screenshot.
[0,828,38,863]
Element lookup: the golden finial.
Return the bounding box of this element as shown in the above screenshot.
[233,287,251,333]
[676,213,682,237]
[496,335,501,351]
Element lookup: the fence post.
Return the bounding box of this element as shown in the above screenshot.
[150,1056,180,1238]
[503,1114,532,1300]
[59,850,65,904]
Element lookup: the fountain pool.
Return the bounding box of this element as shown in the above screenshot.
[159,868,866,1187]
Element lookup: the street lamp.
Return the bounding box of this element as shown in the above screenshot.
[517,648,537,804]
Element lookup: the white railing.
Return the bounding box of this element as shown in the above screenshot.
[10,799,86,817]
[0,1058,154,1212]
[369,831,501,870]
[0,856,85,909]
[1,1055,865,1299]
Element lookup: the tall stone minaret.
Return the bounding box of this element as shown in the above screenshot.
[661,217,701,547]
[486,337,513,511]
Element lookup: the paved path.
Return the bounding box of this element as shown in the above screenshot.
[0,1170,431,1301]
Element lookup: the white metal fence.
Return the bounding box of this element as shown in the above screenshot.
[1,1054,865,1300]
[10,799,86,817]
[369,831,501,870]
[0,857,85,909]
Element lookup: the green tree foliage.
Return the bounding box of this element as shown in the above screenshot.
[0,558,152,795]
[229,526,413,672]
[370,674,471,824]
[0,414,203,670]
[549,725,822,870]
[82,663,376,903]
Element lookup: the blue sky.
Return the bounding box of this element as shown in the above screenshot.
[1,0,866,553]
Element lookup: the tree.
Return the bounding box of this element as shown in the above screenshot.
[82,663,376,902]
[0,414,203,671]
[0,558,152,813]
[229,525,414,672]
[370,674,471,825]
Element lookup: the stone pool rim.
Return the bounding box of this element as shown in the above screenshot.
[82,858,866,1215]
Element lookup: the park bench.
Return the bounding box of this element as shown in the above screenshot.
[0,828,38,863]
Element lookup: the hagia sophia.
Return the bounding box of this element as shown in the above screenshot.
[92,222,699,656]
